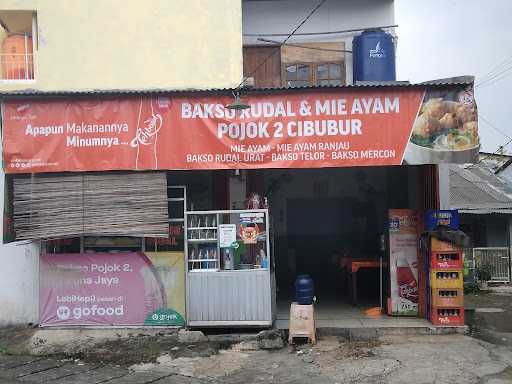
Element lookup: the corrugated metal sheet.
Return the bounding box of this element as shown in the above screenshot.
[459,209,512,214]
[450,165,512,212]
[0,77,474,98]
[187,270,272,324]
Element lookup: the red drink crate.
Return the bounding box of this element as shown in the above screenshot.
[430,251,463,269]
[431,238,461,252]
[430,306,464,326]
[431,288,464,307]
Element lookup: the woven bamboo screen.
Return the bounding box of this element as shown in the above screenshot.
[13,172,169,240]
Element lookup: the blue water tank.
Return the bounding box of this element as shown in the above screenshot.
[353,29,396,82]
[295,275,314,305]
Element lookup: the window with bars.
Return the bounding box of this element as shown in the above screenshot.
[316,63,342,86]
[0,11,37,81]
[283,62,343,88]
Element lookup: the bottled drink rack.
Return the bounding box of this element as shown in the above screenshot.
[429,238,464,326]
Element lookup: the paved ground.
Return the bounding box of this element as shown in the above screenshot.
[465,289,512,348]
[1,333,512,383]
[1,288,511,383]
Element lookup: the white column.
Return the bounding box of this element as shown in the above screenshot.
[0,133,40,326]
[437,164,450,210]
[508,216,512,282]
[229,170,246,210]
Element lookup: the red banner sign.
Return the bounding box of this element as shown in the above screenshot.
[2,86,479,173]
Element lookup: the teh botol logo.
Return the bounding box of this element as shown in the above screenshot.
[369,41,386,58]
[131,98,164,170]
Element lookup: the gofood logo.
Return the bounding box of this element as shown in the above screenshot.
[56,305,71,320]
[369,41,386,58]
[56,305,124,320]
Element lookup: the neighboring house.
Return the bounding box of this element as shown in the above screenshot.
[495,157,512,186]
[478,151,512,179]
[242,0,395,87]
[449,164,512,282]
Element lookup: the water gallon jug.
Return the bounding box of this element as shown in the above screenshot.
[295,275,314,305]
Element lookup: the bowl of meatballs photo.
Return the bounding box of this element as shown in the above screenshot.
[403,97,479,164]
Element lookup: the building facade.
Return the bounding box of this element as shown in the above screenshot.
[1,1,476,328]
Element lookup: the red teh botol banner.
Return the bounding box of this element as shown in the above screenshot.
[2,86,479,173]
[389,209,419,316]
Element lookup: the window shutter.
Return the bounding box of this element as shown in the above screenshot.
[13,172,169,240]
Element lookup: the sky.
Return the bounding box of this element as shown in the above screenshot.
[395,0,512,154]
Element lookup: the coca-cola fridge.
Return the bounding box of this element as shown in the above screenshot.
[388,209,419,316]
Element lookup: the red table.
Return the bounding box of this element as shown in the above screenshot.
[338,257,388,306]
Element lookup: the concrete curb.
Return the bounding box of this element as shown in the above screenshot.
[4,324,468,357]
[316,325,468,341]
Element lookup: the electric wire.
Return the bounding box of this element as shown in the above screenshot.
[235,0,328,90]
[476,53,512,85]
[243,24,397,37]
[476,55,512,89]
[478,113,511,140]
[476,65,512,88]
[478,54,512,79]
[476,66,512,89]
[257,38,352,53]
[475,137,512,166]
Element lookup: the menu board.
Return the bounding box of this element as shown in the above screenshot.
[219,224,237,248]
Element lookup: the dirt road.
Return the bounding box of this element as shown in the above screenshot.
[1,333,512,383]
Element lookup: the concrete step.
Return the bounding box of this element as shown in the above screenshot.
[274,318,468,340]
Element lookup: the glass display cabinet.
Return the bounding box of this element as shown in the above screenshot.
[185,209,272,327]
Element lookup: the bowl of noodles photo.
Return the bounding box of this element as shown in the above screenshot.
[403,97,479,164]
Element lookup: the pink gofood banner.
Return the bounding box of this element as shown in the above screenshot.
[40,252,185,326]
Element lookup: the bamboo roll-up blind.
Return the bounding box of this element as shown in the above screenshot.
[13,172,169,240]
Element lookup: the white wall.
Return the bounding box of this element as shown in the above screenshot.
[1,0,243,92]
[438,164,450,210]
[242,0,395,84]
[0,159,39,327]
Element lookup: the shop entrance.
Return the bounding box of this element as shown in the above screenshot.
[258,166,419,323]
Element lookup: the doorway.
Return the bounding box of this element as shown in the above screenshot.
[259,166,419,322]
